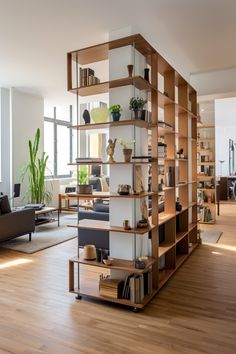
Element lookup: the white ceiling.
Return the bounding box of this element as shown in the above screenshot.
[0,0,236,103]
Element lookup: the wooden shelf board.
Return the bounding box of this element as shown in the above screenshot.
[162,186,175,191]
[158,213,175,226]
[197,176,214,180]
[197,188,216,191]
[68,219,155,235]
[158,268,176,289]
[65,191,156,199]
[69,34,156,65]
[198,138,215,141]
[176,231,188,243]
[189,202,197,208]
[189,180,197,184]
[198,149,214,152]
[189,223,197,232]
[176,183,188,188]
[158,91,175,107]
[158,242,175,257]
[197,202,215,207]
[69,161,156,166]
[69,119,150,130]
[197,162,215,166]
[70,255,156,274]
[198,125,214,129]
[176,254,188,268]
[70,286,157,309]
[69,76,155,96]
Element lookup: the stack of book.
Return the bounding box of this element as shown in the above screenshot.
[80,67,100,87]
[99,277,124,299]
[122,270,152,304]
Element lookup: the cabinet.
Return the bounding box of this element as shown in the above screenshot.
[67,34,198,310]
[197,123,216,223]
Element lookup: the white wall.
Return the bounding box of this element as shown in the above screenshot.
[215,97,236,176]
[11,89,44,205]
[191,68,236,96]
[0,88,11,195]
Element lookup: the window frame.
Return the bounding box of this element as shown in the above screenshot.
[44,106,73,179]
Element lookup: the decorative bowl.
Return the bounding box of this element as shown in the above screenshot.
[90,108,109,123]
[103,258,113,266]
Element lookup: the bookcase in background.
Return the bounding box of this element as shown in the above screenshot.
[197,101,216,224]
[67,33,198,311]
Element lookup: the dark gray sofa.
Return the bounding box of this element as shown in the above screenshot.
[0,208,35,243]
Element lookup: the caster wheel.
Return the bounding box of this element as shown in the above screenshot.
[132,307,140,313]
[76,295,82,300]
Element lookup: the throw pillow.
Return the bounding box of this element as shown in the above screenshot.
[0,195,11,214]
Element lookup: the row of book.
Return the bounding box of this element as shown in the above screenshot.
[80,67,100,87]
[99,270,153,304]
[122,270,152,303]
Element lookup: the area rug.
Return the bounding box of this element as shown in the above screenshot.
[1,213,78,254]
[200,230,223,244]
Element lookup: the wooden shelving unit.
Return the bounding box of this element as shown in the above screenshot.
[67,33,198,311]
[197,123,216,224]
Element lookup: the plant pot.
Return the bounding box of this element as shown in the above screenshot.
[77,184,93,194]
[111,112,121,121]
[123,148,132,163]
[133,109,146,120]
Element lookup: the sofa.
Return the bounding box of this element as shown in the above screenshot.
[0,195,35,243]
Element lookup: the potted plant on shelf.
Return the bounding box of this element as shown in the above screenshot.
[77,167,92,194]
[129,97,147,120]
[21,128,52,204]
[117,138,135,162]
[109,104,122,121]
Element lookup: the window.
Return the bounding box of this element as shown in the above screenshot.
[44,106,72,178]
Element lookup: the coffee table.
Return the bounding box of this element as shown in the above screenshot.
[35,207,60,227]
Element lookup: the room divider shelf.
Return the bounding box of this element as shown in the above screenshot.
[67,32,198,310]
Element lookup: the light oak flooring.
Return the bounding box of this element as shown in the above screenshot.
[0,205,236,354]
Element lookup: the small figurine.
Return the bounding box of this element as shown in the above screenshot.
[83,109,90,124]
[106,138,117,163]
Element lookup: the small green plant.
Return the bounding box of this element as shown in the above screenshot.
[117,138,135,149]
[109,104,122,113]
[78,167,89,185]
[129,97,147,111]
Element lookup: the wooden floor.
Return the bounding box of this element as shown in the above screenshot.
[0,205,236,354]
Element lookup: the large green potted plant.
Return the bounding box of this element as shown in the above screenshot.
[21,128,52,204]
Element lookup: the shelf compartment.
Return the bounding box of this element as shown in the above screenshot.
[176,254,188,268]
[69,119,150,131]
[70,256,156,274]
[176,231,188,243]
[158,242,175,257]
[158,213,175,226]
[189,202,197,208]
[197,162,215,166]
[176,206,188,216]
[189,222,197,232]
[68,219,155,235]
[69,76,156,96]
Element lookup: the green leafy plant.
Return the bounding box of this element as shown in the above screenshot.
[117,138,135,149]
[78,168,89,184]
[21,128,52,204]
[129,97,147,111]
[109,104,122,113]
